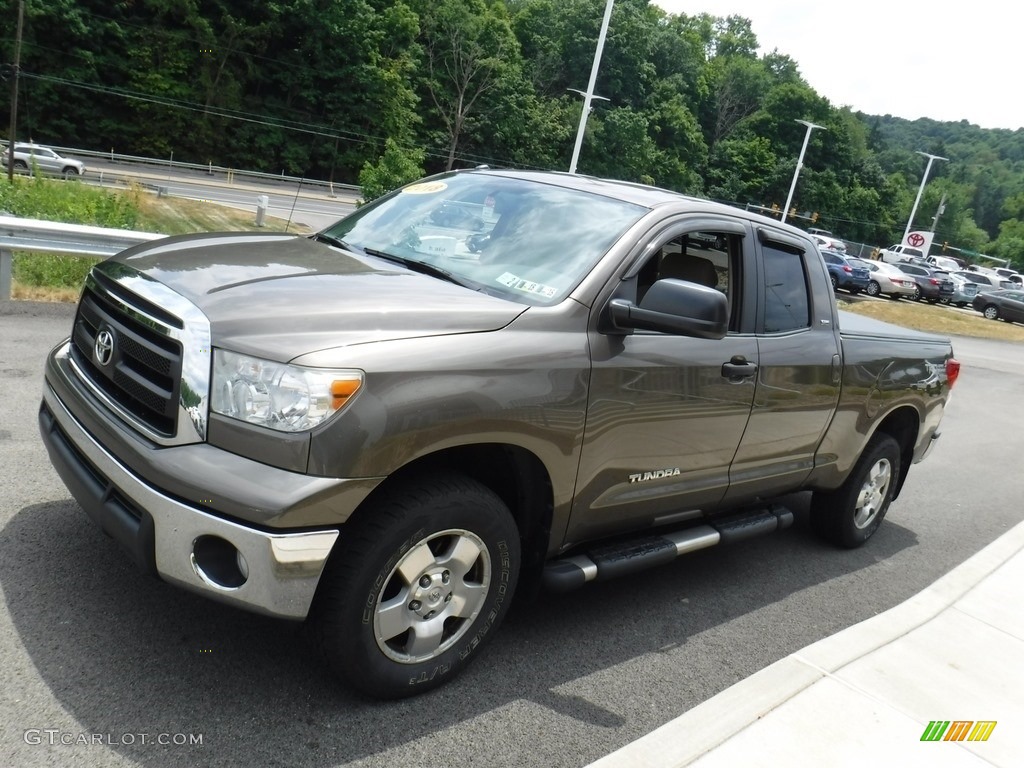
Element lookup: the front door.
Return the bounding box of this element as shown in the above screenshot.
[567,219,757,546]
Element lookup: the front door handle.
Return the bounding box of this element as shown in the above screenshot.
[722,356,757,380]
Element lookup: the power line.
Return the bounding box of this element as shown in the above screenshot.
[18,71,551,173]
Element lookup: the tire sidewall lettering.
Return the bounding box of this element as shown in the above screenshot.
[361,526,428,625]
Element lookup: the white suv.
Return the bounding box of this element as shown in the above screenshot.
[2,143,86,178]
[879,244,925,264]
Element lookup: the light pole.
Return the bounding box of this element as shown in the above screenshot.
[781,119,825,224]
[902,151,948,243]
[568,0,615,174]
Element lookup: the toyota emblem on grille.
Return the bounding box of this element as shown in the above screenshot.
[94,329,115,367]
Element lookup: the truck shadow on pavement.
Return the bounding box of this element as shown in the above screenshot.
[2,494,918,767]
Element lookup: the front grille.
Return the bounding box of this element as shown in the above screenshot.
[70,280,183,436]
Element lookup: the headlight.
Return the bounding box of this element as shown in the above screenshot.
[211,349,363,433]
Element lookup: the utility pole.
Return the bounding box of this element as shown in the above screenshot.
[568,0,614,175]
[781,119,825,224]
[931,193,947,231]
[902,151,947,244]
[7,0,25,182]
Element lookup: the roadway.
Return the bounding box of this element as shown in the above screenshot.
[82,157,359,232]
[1,301,1022,768]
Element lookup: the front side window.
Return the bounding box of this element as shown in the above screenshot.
[323,173,647,306]
[635,229,739,331]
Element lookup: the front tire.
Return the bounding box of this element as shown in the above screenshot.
[811,433,901,548]
[866,281,881,297]
[311,473,520,699]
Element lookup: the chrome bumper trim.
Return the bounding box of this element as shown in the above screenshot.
[43,383,338,619]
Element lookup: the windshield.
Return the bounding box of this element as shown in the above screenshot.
[322,172,647,306]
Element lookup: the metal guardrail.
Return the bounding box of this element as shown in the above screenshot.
[0,215,164,300]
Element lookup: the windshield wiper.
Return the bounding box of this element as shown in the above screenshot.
[362,247,471,288]
[311,232,358,252]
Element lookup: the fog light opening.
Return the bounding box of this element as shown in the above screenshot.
[191,535,248,589]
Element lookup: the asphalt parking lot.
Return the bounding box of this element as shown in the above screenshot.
[2,299,1022,768]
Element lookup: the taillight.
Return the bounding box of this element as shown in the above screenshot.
[843,266,852,273]
[928,278,940,285]
[946,358,961,389]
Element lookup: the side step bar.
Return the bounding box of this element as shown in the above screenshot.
[542,504,793,593]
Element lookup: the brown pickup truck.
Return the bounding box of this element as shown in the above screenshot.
[39,169,959,698]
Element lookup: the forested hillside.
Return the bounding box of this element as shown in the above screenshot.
[3,0,1022,265]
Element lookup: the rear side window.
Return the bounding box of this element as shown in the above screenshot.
[762,244,810,333]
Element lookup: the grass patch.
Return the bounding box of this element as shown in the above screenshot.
[133,193,310,236]
[839,296,1024,343]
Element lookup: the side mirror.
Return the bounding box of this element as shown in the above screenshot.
[607,278,728,339]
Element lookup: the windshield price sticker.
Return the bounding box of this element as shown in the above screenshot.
[496,272,557,298]
[415,236,456,258]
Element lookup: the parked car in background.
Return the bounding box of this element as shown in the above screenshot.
[897,262,955,303]
[821,249,869,294]
[992,267,1023,285]
[812,233,847,253]
[1,142,86,177]
[856,259,917,299]
[879,244,926,264]
[942,272,980,308]
[972,289,1024,323]
[924,255,961,272]
[954,270,1014,293]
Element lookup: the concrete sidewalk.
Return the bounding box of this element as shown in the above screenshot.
[590,519,1024,767]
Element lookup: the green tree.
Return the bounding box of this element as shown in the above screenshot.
[357,138,425,204]
[413,0,520,170]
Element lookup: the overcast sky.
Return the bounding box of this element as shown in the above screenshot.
[652,1,1022,130]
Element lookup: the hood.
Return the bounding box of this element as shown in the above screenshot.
[109,232,527,360]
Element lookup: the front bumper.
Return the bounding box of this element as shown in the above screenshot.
[40,382,340,620]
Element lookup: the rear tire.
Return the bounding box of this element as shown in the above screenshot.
[811,433,901,548]
[311,473,520,699]
[983,305,999,320]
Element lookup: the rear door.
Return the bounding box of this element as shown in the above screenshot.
[722,227,842,504]
[1003,291,1024,322]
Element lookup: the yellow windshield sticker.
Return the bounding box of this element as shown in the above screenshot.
[403,181,448,195]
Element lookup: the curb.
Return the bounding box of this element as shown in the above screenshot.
[588,518,1024,768]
